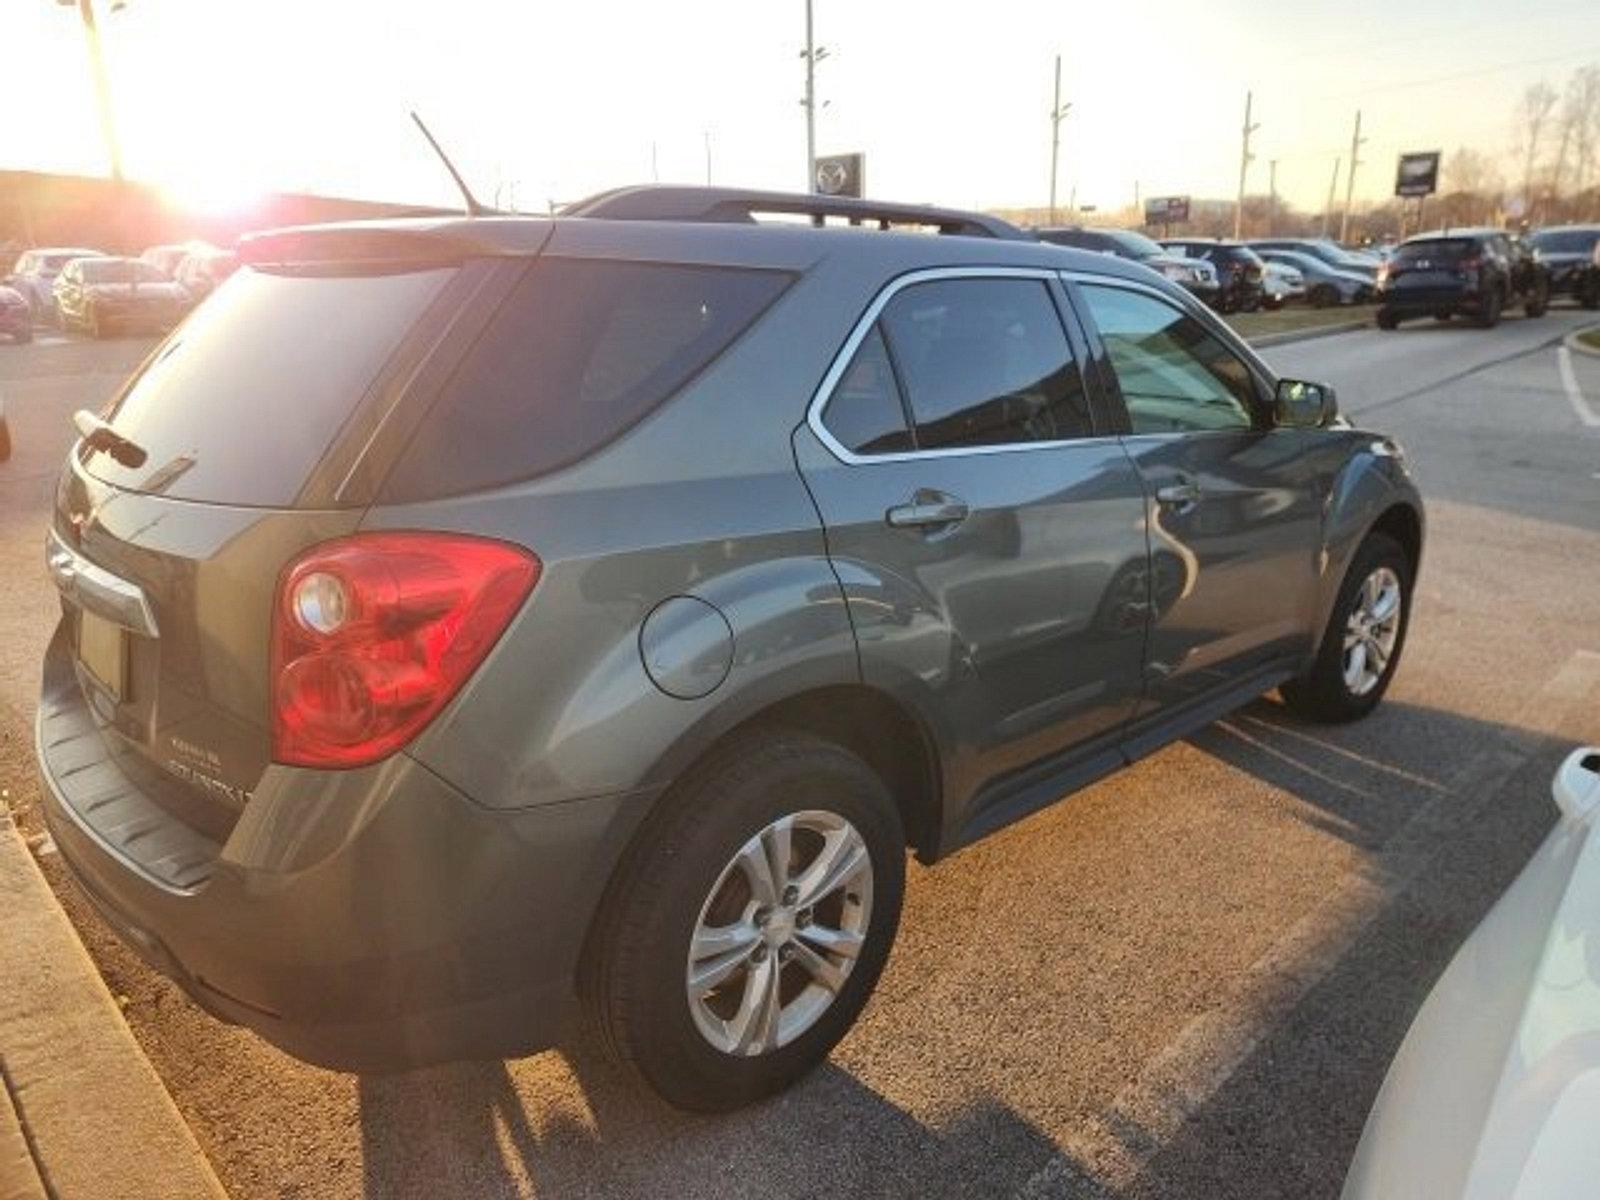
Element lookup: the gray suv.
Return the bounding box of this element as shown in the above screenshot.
[35,186,1423,1111]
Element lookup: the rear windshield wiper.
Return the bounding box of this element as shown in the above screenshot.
[74,409,148,469]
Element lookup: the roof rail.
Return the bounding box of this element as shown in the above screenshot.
[560,185,1027,241]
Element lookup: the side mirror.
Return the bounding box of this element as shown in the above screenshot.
[1274,378,1337,428]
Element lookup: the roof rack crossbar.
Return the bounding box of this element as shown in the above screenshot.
[560,186,1026,241]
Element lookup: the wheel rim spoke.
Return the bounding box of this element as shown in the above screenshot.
[688,925,759,993]
[792,829,869,910]
[795,922,865,960]
[728,954,783,1055]
[732,833,780,907]
[788,939,847,993]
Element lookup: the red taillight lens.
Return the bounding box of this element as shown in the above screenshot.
[1458,257,1481,272]
[270,532,539,768]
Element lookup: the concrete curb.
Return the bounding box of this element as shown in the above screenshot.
[1246,318,1368,350]
[1563,325,1600,358]
[0,811,227,1200]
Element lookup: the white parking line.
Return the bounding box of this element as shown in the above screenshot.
[1558,346,1600,428]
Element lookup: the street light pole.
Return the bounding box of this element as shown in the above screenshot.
[1234,90,1258,240]
[1340,109,1365,244]
[1048,55,1071,224]
[66,0,123,181]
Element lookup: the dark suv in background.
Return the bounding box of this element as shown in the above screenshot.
[1375,228,1549,329]
[36,186,1423,1112]
[1159,238,1267,312]
[1527,224,1600,308]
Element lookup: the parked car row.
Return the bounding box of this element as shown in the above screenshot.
[3,239,238,339]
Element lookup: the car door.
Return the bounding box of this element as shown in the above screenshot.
[1070,276,1323,726]
[793,268,1152,813]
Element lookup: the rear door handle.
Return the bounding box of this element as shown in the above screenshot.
[1155,479,1202,509]
[886,496,969,530]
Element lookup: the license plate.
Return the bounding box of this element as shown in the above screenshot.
[78,609,126,700]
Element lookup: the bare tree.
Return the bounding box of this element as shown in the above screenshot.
[1562,65,1600,210]
[1440,146,1503,225]
[1514,81,1559,215]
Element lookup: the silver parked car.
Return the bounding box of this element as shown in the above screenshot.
[6,246,108,325]
[36,186,1423,1111]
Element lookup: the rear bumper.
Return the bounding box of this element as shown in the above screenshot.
[35,622,652,1071]
[1376,285,1482,314]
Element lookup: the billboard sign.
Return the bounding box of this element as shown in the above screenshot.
[1144,195,1190,225]
[1395,152,1441,197]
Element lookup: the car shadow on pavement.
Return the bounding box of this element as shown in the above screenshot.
[358,1042,1103,1200]
[1119,696,1568,1197]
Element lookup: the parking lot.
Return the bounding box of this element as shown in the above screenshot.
[2,311,1599,1198]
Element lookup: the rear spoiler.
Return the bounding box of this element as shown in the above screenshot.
[238,220,553,267]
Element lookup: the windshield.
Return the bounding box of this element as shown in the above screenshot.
[1105,230,1166,259]
[79,259,170,284]
[1530,229,1599,255]
[1394,239,1475,263]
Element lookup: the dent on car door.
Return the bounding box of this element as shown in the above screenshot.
[1073,280,1324,715]
[793,271,1152,814]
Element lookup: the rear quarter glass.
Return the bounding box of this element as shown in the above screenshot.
[83,263,455,507]
[377,257,794,502]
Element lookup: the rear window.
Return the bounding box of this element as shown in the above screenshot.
[380,258,792,499]
[84,264,453,505]
[1530,229,1600,256]
[1395,239,1474,263]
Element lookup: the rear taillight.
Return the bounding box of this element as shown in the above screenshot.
[270,532,539,768]
[1458,257,1481,272]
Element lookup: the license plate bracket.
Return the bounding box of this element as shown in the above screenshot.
[78,609,126,701]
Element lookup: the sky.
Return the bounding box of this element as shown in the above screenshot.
[3,0,1600,218]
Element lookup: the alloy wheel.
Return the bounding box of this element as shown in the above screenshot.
[686,809,873,1057]
[1342,566,1402,697]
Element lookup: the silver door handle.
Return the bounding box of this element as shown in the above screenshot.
[886,499,969,529]
[1155,480,1201,508]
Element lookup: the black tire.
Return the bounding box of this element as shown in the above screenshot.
[1524,280,1548,318]
[1310,285,1335,309]
[1280,531,1412,723]
[1376,309,1399,330]
[582,730,905,1112]
[1581,284,1600,310]
[1475,287,1502,329]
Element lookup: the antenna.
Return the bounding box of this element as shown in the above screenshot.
[409,110,492,217]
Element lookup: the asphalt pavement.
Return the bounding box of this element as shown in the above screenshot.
[0,310,1598,1199]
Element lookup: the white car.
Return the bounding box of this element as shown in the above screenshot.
[1262,260,1306,309]
[1344,748,1600,1199]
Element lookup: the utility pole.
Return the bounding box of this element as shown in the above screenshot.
[1048,55,1072,224]
[1133,179,1141,222]
[1234,90,1259,239]
[1268,159,1278,235]
[800,1,830,191]
[1321,156,1340,237]
[66,0,123,180]
[1340,110,1366,244]
[704,130,713,184]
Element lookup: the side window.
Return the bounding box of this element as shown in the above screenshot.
[877,277,1091,450]
[1079,284,1258,434]
[822,326,913,455]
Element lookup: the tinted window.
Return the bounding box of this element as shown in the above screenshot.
[383,259,791,498]
[85,264,453,505]
[80,259,168,284]
[1079,285,1257,434]
[1531,229,1600,255]
[822,326,913,455]
[877,277,1090,450]
[1394,239,1475,263]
